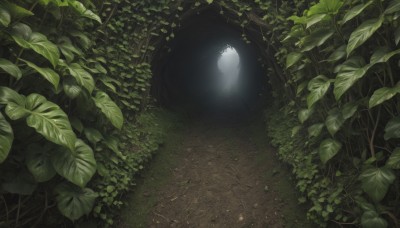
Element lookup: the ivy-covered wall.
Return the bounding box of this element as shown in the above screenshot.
[1,0,400,228]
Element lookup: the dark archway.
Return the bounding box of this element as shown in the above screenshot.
[151,8,270,118]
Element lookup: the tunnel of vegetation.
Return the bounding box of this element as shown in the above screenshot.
[0,0,400,228]
[151,8,268,117]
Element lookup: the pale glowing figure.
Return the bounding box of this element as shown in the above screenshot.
[217,46,240,94]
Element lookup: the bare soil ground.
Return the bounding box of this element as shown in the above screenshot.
[117,119,315,228]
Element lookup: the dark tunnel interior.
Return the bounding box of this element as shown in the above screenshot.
[151,9,270,120]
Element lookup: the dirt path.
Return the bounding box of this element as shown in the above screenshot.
[118,119,314,228]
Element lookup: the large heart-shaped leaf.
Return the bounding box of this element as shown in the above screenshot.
[325,108,345,136]
[25,144,56,182]
[0,112,13,163]
[1,91,76,150]
[55,182,98,221]
[11,23,60,67]
[0,58,22,79]
[307,75,332,108]
[51,139,96,187]
[92,91,123,129]
[361,211,388,228]
[23,94,76,150]
[342,1,373,25]
[369,85,400,108]
[359,167,395,202]
[386,148,400,169]
[66,63,94,93]
[384,116,400,140]
[22,59,60,89]
[347,16,384,57]
[333,56,370,100]
[319,138,342,164]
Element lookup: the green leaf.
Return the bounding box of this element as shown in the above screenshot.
[306,14,328,28]
[347,16,384,57]
[307,75,332,108]
[369,85,400,108]
[361,211,388,228]
[25,144,56,182]
[103,135,124,158]
[370,46,400,64]
[342,1,373,25]
[51,139,96,187]
[308,123,324,138]
[384,117,400,140]
[11,23,60,67]
[307,0,344,16]
[55,182,98,221]
[359,167,395,202]
[66,63,94,93]
[63,77,82,99]
[384,0,400,14]
[325,108,345,136]
[387,148,400,169]
[333,57,370,100]
[22,59,60,89]
[206,0,214,4]
[319,138,342,164]
[301,28,335,52]
[395,26,400,46]
[326,45,346,62]
[8,94,77,150]
[0,86,26,105]
[83,127,103,144]
[0,8,11,27]
[58,37,82,62]
[298,107,314,124]
[0,1,33,19]
[92,91,123,129]
[69,1,102,23]
[286,52,303,69]
[0,112,13,163]
[0,58,22,79]
[341,102,358,120]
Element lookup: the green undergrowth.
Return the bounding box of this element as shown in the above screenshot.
[265,105,354,227]
[117,117,186,228]
[42,108,179,227]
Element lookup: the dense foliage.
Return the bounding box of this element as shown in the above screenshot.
[1,0,399,227]
[269,0,400,227]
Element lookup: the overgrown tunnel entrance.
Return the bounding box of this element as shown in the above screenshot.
[151,9,270,119]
